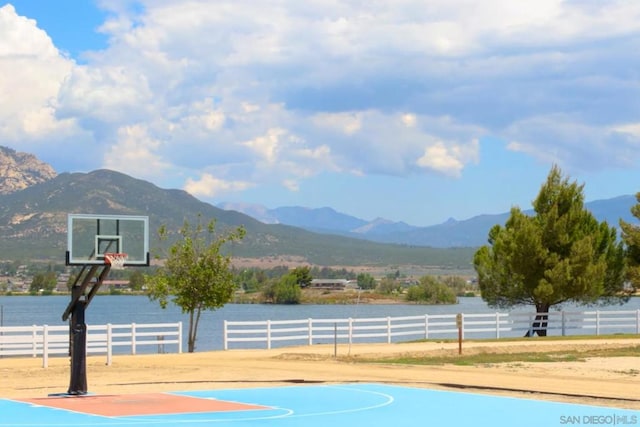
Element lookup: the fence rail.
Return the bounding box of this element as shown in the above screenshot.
[0,322,182,367]
[223,310,640,350]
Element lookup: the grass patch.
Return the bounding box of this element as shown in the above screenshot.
[406,334,640,345]
[351,345,640,366]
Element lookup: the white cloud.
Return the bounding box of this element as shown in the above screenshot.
[2,0,640,201]
[0,5,75,140]
[57,64,153,124]
[505,115,640,172]
[613,123,640,139]
[184,173,253,198]
[312,112,362,135]
[282,179,299,192]
[417,139,479,177]
[103,124,172,180]
[401,114,417,128]
[242,128,288,164]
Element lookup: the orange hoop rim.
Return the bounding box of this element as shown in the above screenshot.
[104,252,128,269]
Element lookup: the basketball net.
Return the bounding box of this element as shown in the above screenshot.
[104,253,128,270]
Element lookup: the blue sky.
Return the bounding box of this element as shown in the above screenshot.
[1,1,640,226]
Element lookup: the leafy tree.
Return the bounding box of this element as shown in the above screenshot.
[356,272,377,290]
[29,271,57,295]
[263,273,301,304]
[376,277,401,295]
[620,192,640,294]
[291,266,313,287]
[473,166,626,336]
[233,268,262,293]
[441,276,469,296]
[128,270,145,292]
[146,218,245,352]
[405,276,457,304]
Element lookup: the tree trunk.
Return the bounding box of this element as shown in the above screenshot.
[187,306,203,353]
[524,303,550,337]
[188,309,196,352]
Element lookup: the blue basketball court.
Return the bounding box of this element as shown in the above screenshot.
[1,383,638,427]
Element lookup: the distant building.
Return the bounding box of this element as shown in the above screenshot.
[102,280,130,291]
[309,279,357,290]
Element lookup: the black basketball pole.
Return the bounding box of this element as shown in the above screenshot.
[63,264,110,395]
[68,285,87,394]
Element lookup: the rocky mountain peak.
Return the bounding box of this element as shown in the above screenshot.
[0,146,57,195]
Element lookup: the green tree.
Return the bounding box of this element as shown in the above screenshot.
[473,166,626,336]
[291,266,313,287]
[405,275,457,304]
[29,271,57,295]
[441,276,469,296]
[128,270,145,292]
[146,218,245,352]
[620,192,640,294]
[356,272,377,290]
[376,277,401,295]
[263,273,301,304]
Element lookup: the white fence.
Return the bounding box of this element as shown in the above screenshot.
[223,310,640,350]
[0,322,182,367]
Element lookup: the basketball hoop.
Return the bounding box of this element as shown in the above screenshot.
[104,253,128,270]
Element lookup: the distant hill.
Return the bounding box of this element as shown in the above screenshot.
[220,195,638,248]
[0,169,475,268]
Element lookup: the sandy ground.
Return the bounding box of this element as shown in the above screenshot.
[1,338,639,410]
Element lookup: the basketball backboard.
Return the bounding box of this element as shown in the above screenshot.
[66,214,149,266]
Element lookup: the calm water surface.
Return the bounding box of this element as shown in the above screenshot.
[1,295,638,351]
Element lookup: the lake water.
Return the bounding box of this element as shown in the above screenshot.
[1,295,639,352]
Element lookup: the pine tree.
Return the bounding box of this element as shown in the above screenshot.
[473,166,626,336]
[620,192,640,293]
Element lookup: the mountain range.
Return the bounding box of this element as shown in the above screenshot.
[0,145,636,268]
[218,194,638,248]
[0,157,474,267]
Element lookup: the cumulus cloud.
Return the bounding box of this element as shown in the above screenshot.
[417,139,479,177]
[2,0,640,203]
[103,124,172,180]
[184,173,253,198]
[0,5,76,140]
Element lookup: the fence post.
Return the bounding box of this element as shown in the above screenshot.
[424,314,429,340]
[334,322,337,358]
[595,311,600,336]
[131,323,137,355]
[496,313,500,339]
[348,318,353,345]
[456,314,463,354]
[266,320,271,350]
[223,321,228,350]
[42,325,49,368]
[32,325,37,358]
[106,324,113,366]
[387,317,392,344]
[308,318,313,346]
[561,311,566,337]
[178,322,183,354]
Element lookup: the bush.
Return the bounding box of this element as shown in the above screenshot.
[406,276,457,304]
[263,273,301,304]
